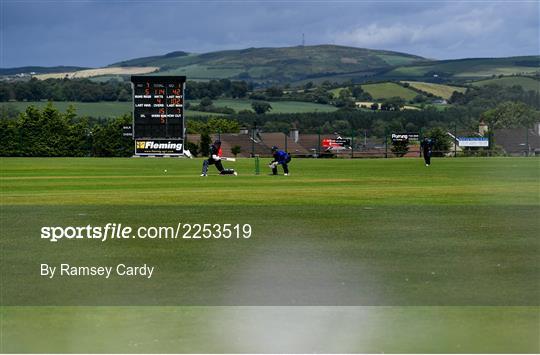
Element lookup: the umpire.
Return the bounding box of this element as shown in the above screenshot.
[420,137,434,166]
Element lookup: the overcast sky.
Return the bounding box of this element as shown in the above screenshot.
[1,0,539,68]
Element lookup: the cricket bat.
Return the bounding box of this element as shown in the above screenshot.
[222,157,236,162]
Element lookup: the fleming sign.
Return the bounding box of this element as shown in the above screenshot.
[135,139,184,155]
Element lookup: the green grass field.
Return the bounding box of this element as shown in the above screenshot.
[361,82,418,100]
[384,56,540,79]
[472,76,540,92]
[402,81,467,100]
[1,101,132,118]
[329,82,462,101]
[1,157,539,352]
[158,64,245,80]
[113,45,422,83]
[0,101,226,118]
[190,98,338,113]
[1,99,336,119]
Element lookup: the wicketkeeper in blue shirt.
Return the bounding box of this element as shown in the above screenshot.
[269,146,292,175]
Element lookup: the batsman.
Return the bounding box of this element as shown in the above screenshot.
[269,146,291,175]
[201,140,237,176]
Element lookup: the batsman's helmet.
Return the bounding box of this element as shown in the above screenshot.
[271,145,278,151]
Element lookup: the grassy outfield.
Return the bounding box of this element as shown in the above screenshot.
[1,157,539,352]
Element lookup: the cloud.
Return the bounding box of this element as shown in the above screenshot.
[1,0,538,67]
[333,9,504,52]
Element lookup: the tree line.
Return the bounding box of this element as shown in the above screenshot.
[0,103,449,158]
[0,78,252,102]
[1,83,538,157]
[3,75,537,112]
[0,104,133,157]
[0,78,132,102]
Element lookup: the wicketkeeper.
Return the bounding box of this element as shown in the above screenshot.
[269,146,291,175]
[201,140,237,176]
[420,137,434,166]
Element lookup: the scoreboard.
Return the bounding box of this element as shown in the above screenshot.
[131,76,186,155]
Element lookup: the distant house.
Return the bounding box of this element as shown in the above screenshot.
[432,99,448,105]
[355,101,419,111]
[478,120,489,136]
[493,126,540,156]
[356,101,379,110]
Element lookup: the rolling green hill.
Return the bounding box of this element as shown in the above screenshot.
[112,45,425,83]
[2,47,538,87]
[383,56,540,80]
[0,66,88,76]
[471,76,540,92]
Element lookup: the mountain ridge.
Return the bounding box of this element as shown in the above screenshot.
[2,45,538,84]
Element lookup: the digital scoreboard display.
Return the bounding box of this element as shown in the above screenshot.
[131,75,186,138]
[131,76,186,155]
